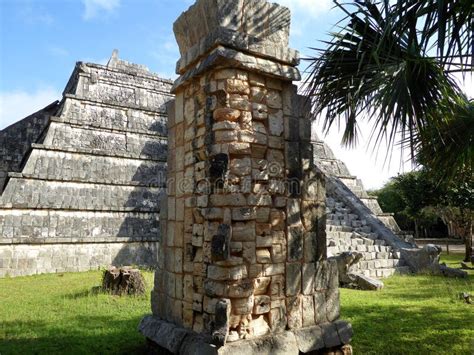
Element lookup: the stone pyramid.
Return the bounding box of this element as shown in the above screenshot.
[0,52,172,277]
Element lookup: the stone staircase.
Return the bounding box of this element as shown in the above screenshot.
[325,197,410,279]
[311,133,415,279]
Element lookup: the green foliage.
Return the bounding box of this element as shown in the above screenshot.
[305,0,474,185]
[369,180,413,230]
[372,169,473,237]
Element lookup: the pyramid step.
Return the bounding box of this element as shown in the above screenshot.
[327,225,353,232]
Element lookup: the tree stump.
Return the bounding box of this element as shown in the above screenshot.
[102,266,145,296]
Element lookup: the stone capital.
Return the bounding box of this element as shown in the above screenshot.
[173,0,300,80]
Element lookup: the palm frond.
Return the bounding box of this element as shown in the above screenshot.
[304,0,462,159]
[413,96,474,184]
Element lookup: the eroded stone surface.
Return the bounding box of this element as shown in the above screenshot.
[0,52,172,277]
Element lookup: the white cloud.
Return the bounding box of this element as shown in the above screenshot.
[82,0,121,20]
[0,88,61,130]
[278,0,333,19]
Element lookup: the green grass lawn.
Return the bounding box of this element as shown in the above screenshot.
[340,253,474,354]
[0,253,472,355]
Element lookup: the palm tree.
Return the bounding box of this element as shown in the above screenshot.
[305,0,473,180]
[305,0,473,259]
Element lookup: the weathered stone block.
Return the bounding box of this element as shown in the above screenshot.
[212,298,231,346]
[211,224,231,261]
[213,108,241,122]
[285,262,301,296]
[286,295,302,329]
[207,265,247,281]
[293,325,324,353]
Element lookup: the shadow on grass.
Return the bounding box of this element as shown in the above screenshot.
[64,286,103,300]
[342,301,473,354]
[341,270,474,354]
[0,316,150,355]
[377,274,474,302]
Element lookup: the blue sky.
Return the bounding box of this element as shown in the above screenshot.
[0,0,471,189]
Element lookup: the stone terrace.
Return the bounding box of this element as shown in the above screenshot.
[0,52,173,277]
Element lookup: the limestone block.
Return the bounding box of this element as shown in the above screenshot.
[232,222,255,242]
[255,208,271,223]
[267,90,283,109]
[231,296,254,315]
[207,264,247,281]
[293,325,324,353]
[256,249,272,264]
[270,210,285,231]
[212,298,231,346]
[248,194,272,207]
[325,288,340,322]
[184,98,195,124]
[302,263,316,295]
[269,304,287,332]
[232,207,257,221]
[271,244,286,263]
[210,194,247,207]
[286,295,302,329]
[243,242,256,264]
[217,330,299,355]
[253,295,271,314]
[138,315,192,354]
[321,322,342,348]
[252,103,268,120]
[229,158,252,176]
[269,109,284,136]
[287,227,303,262]
[215,130,240,143]
[302,295,316,327]
[228,142,251,155]
[226,79,250,95]
[229,95,251,111]
[334,319,353,345]
[285,262,302,296]
[252,277,271,296]
[248,264,263,278]
[192,292,203,313]
[250,87,267,103]
[264,263,285,277]
[213,121,240,131]
[213,108,241,122]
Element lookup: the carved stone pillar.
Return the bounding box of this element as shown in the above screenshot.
[139,1,352,353]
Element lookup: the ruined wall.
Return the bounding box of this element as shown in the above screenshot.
[0,53,173,277]
[0,102,58,192]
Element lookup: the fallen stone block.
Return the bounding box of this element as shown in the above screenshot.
[437,263,468,278]
[350,273,384,291]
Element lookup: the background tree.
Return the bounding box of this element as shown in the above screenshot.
[372,170,473,261]
[305,0,473,260]
[305,0,473,184]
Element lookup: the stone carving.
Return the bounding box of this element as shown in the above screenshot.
[140,0,351,353]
